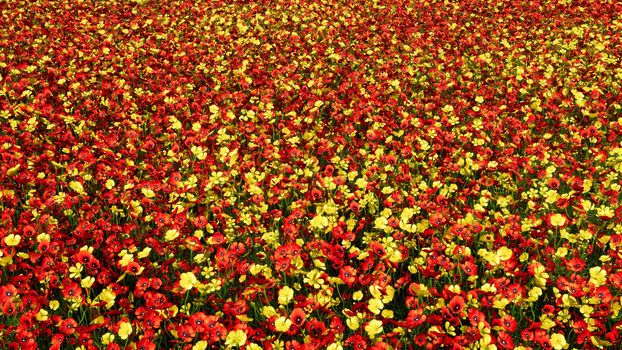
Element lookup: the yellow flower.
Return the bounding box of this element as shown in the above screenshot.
[138,247,151,259]
[540,316,555,330]
[364,319,383,339]
[374,216,388,230]
[304,269,324,289]
[533,264,550,287]
[550,213,566,227]
[36,309,49,321]
[165,229,180,241]
[191,145,207,160]
[369,285,383,299]
[262,306,277,318]
[4,234,21,247]
[496,247,513,261]
[225,329,247,347]
[69,181,84,194]
[180,272,197,290]
[493,298,510,309]
[101,333,115,345]
[368,298,384,315]
[117,321,132,340]
[69,263,83,279]
[550,333,568,350]
[278,286,294,305]
[555,247,568,258]
[81,276,95,289]
[6,164,20,176]
[327,343,344,350]
[274,316,292,332]
[193,340,208,350]
[119,253,133,267]
[141,187,155,198]
[346,313,363,330]
[169,116,182,130]
[309,214,329,230]
[49,300,60,310]
[381,309,394,318]
[95,288,116,309]
[591,336,612,347]
[589,266,607,286]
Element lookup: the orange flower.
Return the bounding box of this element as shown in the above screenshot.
[448,295,466,316]
[565,256,586,272]
[59,318,78,335]
[339,266,357,286]
[289,308,306,327]
[402,309,426,328]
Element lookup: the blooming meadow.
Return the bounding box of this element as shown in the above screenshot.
[1,0,622,349]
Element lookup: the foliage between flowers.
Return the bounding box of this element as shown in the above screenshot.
[1,0,622,349]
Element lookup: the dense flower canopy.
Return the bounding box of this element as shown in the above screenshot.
[1,0,622,349]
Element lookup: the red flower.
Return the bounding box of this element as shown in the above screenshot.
[135,277,150,296]
[305,318,327,339]
[274,257,291,272]
[188,312,209,333]
[496,332,515,349]
[541,305,556,314]
[223,300,248,317]
[448,295,466,316]
[125,260,142,275]
[61,280,82,300]
[1,300,18,315]
[429,212,446,228]
[493,315,518,332]
[461,260,478,276]
[369,241,386,258]
[135,337,156,350]
[284,340,302,350]
[0,284,17,303]
[177,324,196,343]
[504,283,525,301]
[402,308,426,328]
[568,176,584,191]
[610,271,622,289]
[565,256,586,272]
[349,201,362,214]
[310,188,323,202]
[289,308,306,328]
[282,223,298,238]
[193,215,208,228]
[548,178,560,189]
[414,334,427,346]
[339,266,357,286]
[168,171,182,186]
[74,250,94,265]
[207,323,227,343]
[345,335,367,350]
[15,330,37,350]
[576,331,591,344]
[50,333,65,350]
[59,318,77,335]
[142,311,162,330]
[329,316,344,334]
[594,286,613,304]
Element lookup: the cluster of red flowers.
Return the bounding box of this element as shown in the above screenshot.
[1,0,622,349]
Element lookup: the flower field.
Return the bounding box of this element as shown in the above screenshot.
[2,0,622,348]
